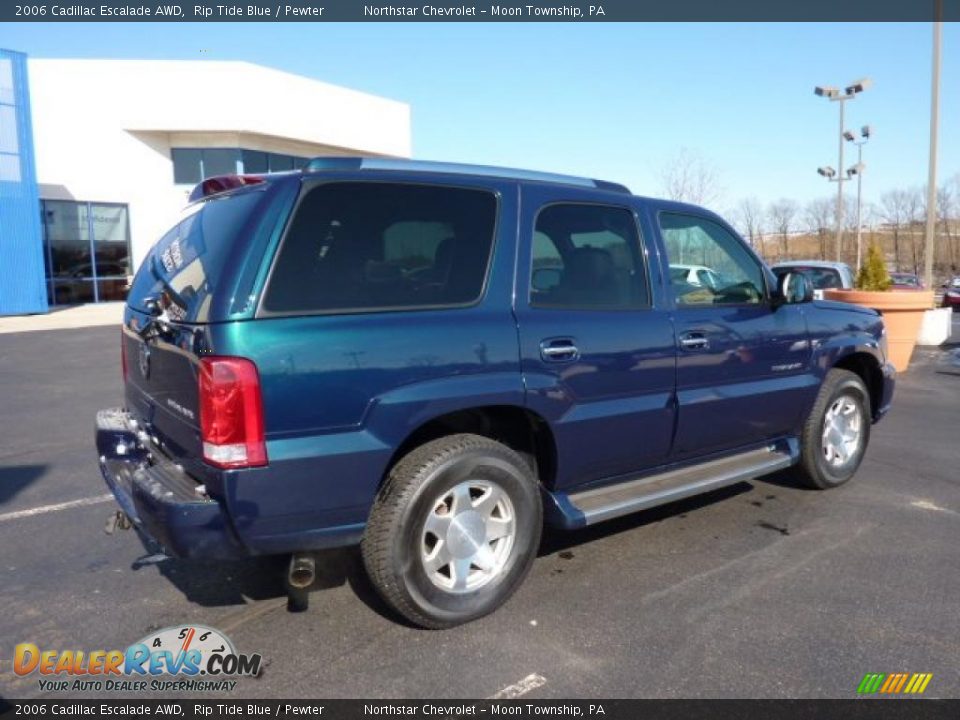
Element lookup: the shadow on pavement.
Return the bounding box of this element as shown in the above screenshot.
[0,464,48,505]
[538,481,755,557]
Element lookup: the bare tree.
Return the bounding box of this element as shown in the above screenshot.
[937,180,956,271]
[731,196,764,251]
[659,148,722,207]
[905,188,925,275]
[804,197,833,260]
[880,189,913,272]
[767,199,798,262]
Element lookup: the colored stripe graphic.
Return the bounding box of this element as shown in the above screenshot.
[857,672,932,694]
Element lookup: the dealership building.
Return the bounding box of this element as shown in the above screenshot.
[0,49,411,315]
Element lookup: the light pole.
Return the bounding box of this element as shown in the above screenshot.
[815,79,872,262]
[844,125,871,272]
[923,17,942,290]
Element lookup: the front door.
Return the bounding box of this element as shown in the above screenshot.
[515,187,676,490]
[655,210,814,460]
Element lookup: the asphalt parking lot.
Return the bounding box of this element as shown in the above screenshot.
[1,317,958,700]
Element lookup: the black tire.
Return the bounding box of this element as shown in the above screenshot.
[796,368,871,489]
[361,434,542,629]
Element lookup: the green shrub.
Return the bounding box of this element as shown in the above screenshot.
[856,243,892,291]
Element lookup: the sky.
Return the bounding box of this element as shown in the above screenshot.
[5,21,959,216]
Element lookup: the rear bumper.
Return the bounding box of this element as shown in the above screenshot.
[95,408,246,559]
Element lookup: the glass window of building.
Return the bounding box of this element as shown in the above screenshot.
[202,148,239,176]
[172,148,202,185]
[41,200,132,305]
[241,149,269,174]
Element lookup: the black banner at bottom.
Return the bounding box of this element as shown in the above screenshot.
[2,699,959,720]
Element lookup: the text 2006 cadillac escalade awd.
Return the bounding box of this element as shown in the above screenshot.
[96,158,895,628]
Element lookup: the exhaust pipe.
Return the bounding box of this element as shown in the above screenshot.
[288,553,316,589]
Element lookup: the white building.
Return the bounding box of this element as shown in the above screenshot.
[28,58,411,304]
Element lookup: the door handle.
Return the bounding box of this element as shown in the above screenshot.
[540,338,579,362]
[679,333,709,350]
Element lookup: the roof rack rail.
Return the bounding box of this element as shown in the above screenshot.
[302,157,630,194]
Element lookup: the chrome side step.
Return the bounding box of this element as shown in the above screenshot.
[568,446,794,526]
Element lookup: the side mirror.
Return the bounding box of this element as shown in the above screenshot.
[532,267,562,293]
[776,272,813,306]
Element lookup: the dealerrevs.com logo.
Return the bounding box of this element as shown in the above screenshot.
[14,625,262,693]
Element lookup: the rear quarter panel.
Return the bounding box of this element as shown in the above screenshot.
[211,178,522,553]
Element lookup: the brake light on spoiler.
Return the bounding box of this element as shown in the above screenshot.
[199,357,267,469]
[188,174,264,203]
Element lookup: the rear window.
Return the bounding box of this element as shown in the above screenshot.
[261,182,497,314]
[127,190,265,321]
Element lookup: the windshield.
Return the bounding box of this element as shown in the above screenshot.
[891,274,920,287]
[776,266,842,290]
[127,190,266,322]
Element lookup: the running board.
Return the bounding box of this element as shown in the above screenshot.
[566,446,794,526]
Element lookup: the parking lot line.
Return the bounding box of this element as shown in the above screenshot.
[0,493,114,523]
[910,499,959,516]
[488,674,547,699]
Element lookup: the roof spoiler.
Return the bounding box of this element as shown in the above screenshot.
[188,174,265,203]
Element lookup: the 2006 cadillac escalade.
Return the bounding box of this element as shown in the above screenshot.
[96,158,895,628]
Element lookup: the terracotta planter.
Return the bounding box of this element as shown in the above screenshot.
[822,289,934,372]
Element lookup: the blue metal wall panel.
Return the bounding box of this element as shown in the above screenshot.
[0,48,47,315]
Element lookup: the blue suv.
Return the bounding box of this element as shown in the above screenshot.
[96,158,895,628]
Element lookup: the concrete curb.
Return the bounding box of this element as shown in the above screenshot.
[0,303,124,335]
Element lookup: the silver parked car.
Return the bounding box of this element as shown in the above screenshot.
[770,261,854,300]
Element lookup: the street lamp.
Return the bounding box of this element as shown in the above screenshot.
[846,125,871,272]
[815,78,872,262]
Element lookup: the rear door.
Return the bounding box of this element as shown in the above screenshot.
[654,210,813,459]
[514,185,676,490]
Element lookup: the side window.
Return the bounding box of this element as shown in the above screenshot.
[659,213,765,306]
[530,204,649,310]
[261,183,497,314]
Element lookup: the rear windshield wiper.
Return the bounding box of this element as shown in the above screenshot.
[149,254,188,312]
[138,256,188,339]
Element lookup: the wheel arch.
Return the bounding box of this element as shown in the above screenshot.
[831,351,884,420]
[383,405,558,490]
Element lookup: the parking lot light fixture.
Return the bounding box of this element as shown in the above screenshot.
[815,78,872,262]
[846,127,872,271]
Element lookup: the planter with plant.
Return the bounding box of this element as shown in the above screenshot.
[822,243,934,372]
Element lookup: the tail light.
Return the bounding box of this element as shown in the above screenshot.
[198,357,267,469]
[121,331,129,382]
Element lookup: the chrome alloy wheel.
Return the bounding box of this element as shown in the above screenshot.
[821,395,863,467]
[420,480,516,593]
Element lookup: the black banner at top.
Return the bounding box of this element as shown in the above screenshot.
[2,0,959,22]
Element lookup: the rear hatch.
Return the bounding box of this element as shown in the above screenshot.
[122,183,280,475]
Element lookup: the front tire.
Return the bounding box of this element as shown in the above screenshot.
[362,434,543,629]
[796,368,871,489]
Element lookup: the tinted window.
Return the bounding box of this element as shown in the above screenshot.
[127,189,266,321]
[262,183,497,314]
[530,204,648,309]
[659,214,765,306]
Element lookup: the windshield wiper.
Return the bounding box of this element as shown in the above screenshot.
[137,256,188,339]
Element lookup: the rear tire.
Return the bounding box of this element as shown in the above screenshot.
[796,368,871,489]
[361,434,542,629]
